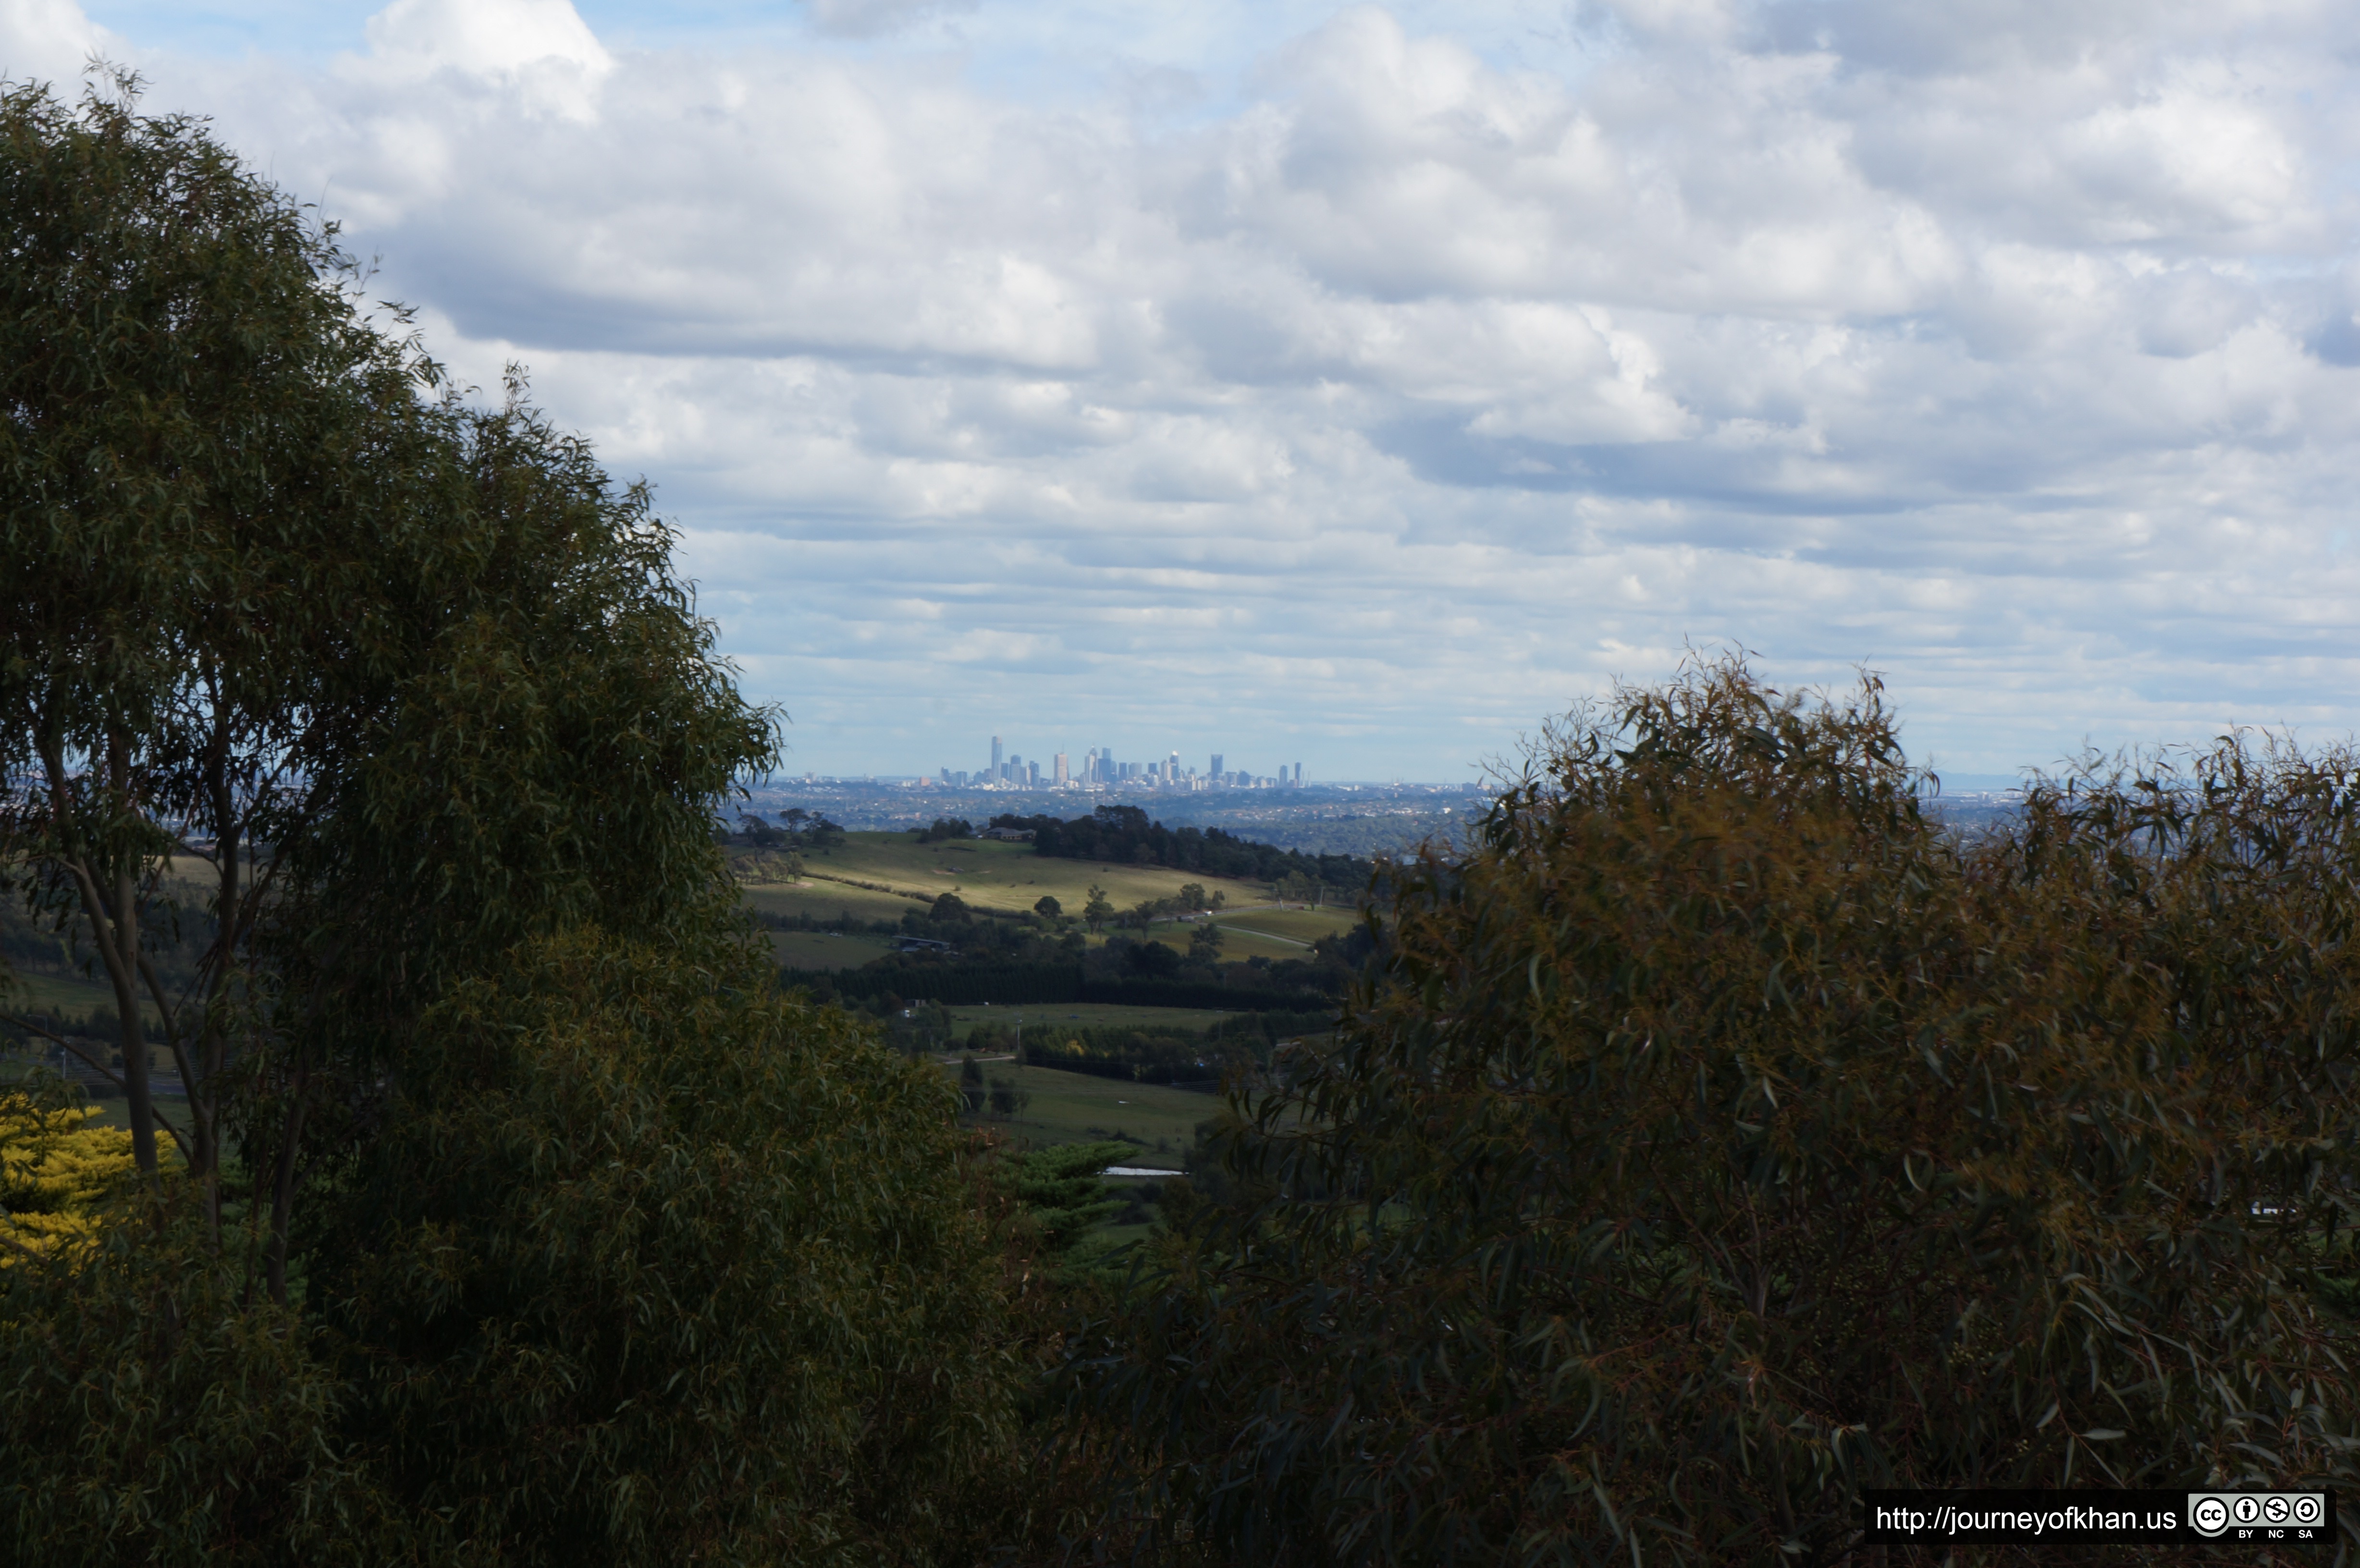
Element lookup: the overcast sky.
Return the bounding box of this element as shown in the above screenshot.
[9,0,2360,783]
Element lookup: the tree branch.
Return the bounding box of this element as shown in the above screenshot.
[138,947,194,1082]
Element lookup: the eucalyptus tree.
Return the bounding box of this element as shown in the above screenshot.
[1,67,805,1290]
[0,72,434,1211]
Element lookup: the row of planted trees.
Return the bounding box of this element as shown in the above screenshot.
[8,78,2360,1566]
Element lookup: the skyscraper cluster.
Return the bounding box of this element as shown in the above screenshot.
[935,738,1303,791]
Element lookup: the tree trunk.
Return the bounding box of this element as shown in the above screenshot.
[265,1079,309,1307]
[190,704,240,1242]
[197,810,239,1237]
[109,860,158,1176]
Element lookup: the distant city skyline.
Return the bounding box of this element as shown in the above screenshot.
[763,732,2033,797]
[758,726,2049,794]
[937,735,1305,793]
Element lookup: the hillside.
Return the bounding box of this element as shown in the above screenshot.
[730,831,1361,964]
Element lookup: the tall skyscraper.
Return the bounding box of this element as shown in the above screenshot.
[1292,762,1303,784]
[1054,752,1069,785]
[1211,753,1223,777]
[991,735,1003,779]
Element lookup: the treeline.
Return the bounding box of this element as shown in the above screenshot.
[1017,1014,1330,1086]
[792,958,1082,1007]
[993,804,1372,894]
[766,890,1359,1016]
[727,807,842,848]
[0,1005,133,1053]
[952,1013,1331,1088]
[0,894,213,998]
[784,958,1336,1014]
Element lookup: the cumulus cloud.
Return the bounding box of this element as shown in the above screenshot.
[0,0,115,86]
[364,0,610,79]
[63,0,2360,775]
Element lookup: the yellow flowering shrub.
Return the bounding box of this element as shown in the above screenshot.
[0,1091,139,1264]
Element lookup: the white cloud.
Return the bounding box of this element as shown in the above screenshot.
[350,0,610,122]
[77,0,2360,776]
[364,0,610,79]
[0,0,114,86]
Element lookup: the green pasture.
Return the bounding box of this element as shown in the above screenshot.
[1131,921,1299,964]
[78,1091,196,1138]
[767,930,897,970]
[739,878,918,927]
[1113,903,1354,964]
[1,966,156,1024]
[1209,905,1358,945]
[945,1061,1208,1161]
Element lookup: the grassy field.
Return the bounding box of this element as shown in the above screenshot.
[768,930,897,970]
[943,1061,1211,1163]
[77,1093,196,1138]
[1,966,158,1024]
[942,1001,1235,1040]
[738,833,1280,921]
[1117,903,1356,963]
[1137,922,1294,963]
[740,878,919,927]
[1208,906,1359,945]
[733,833,1361,967]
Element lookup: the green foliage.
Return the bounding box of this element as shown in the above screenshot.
[986,1074,1030,1120]
[318,931,1016,1564]
[1,935,1031,1567]
[1094,655,2360,1565]
[797,957,1079,1007]
[0,1191,402,1564]
[1014,1140,1134,1254]
[1028,1023,1252,1087]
